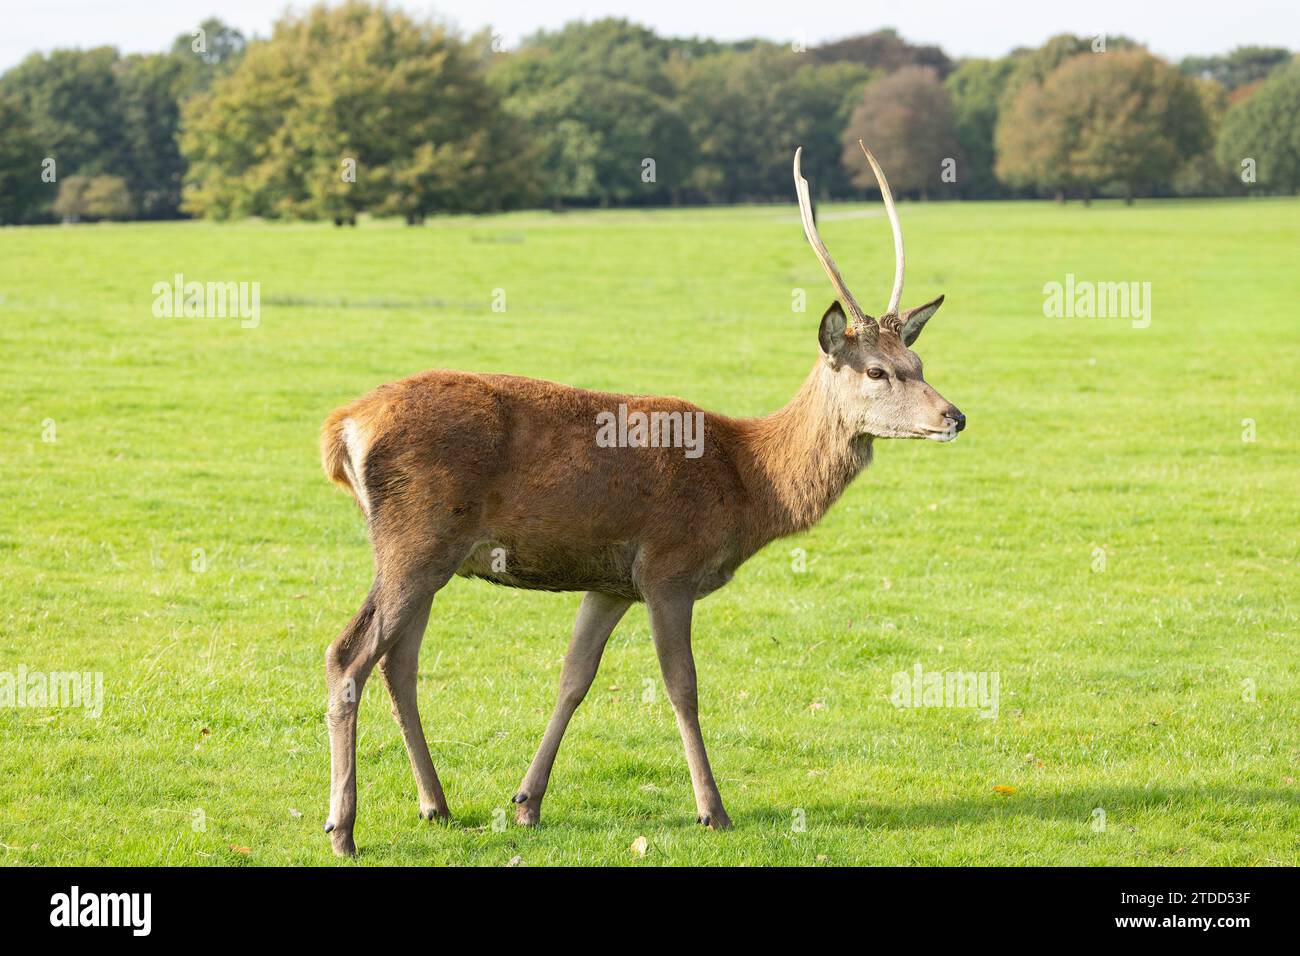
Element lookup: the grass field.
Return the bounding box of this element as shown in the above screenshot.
[0,198,1297,866]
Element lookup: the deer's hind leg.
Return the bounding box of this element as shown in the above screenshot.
[378,597,449,824]
[324,532,466,857]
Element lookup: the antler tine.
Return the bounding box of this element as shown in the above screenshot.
[857,140,905,317]
[793,147,870,327]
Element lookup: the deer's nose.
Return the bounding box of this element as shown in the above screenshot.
[946,408,966,432]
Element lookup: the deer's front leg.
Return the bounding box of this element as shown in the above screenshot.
[514,591,631,826]
[646,590,732,830]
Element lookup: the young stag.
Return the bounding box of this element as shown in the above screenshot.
[319,142,965,856]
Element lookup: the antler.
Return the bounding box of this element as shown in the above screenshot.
[793,147,872,329]
[857,140,905,317]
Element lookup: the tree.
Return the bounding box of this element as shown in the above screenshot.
[994,59,1082,200]
[180,2,537,222]
[996,49,1207,202]
[492,19,689,207]
[998,34,1091,106]
[170,17,247,67]
[812,29,953,79]
[842,66,961,199]
[0,47,128,179]
[1174,78,1239,196]
[0,95,46,223]
[668,45,870,203]
[168,18,247,100]
[787,61,875,197]
[1217,58,1300,193]
[52,175,135,221]
[1181,46,1291,91]
[997,33,1143,113]
[115,54,188,217]
[0,43,202,219]
[946,56,1019,197]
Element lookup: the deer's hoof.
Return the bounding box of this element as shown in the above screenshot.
[697,810,733,831]
[420,805,451,824]
[514,793,541,827]
[330,830,358,857]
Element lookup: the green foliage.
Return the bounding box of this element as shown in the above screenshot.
[996,49,1207,200]
[0,95,46,223]
[843,66,961,198]
[1217,58,1300,193]
[946,57,1019,197]
[168,17,247,100]
[1173,79,1239,197]
[492,19,689,205]
[790,62,876,196]
[115,54,189,217]
[1181,46,1291,91]
[180,2,537,221]
[998,34,1094,110]
[51,174,135,221]
[0,10,1294,220]
[0,47,127,179]
[998,34,1145,113]
[811,28,953,78]
[491,21,873,206]
[668,46,870,203]
[0,22,245,220]
[170,16,247,67]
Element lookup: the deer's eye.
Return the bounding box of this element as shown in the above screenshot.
[866,367,887,380]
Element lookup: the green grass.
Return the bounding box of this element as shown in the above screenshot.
[0,198,1296,866]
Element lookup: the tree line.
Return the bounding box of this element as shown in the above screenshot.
[1,2,1298,225]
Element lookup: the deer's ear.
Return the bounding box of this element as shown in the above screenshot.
[899,295,945,347]
[818,301,849,357]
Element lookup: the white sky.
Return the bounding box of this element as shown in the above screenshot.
[2,0,1297,71]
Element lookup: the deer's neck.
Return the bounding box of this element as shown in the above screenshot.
[739,360,872,544]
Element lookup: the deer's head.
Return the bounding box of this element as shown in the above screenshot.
[795,143,965,442]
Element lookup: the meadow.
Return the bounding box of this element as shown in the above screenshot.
[0,197,1296,865]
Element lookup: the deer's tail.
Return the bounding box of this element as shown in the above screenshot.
[320,407,371,518]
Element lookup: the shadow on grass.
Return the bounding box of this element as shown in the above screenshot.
[315,785,1297,864]
[748,784,1299,830]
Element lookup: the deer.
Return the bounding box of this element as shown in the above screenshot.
[319,142,965,856]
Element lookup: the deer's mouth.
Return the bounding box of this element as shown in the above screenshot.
[921,423,960,442]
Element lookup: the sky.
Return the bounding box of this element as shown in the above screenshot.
[3,0,1298,71]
